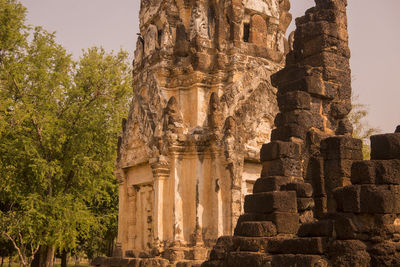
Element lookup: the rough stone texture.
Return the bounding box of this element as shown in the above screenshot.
[268,237,327,255]
[111,0,292,266]
[202,0,400,266]
[235,221,277,237]
[371,133,400,160]
[244,191,297,213]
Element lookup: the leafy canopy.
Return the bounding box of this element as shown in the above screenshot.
[0,0,132,263]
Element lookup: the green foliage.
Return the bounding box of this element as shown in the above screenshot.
[0,0,132,264]
[0,0,27,53]
[350,94,380,159]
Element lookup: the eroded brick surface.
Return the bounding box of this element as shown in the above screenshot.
[201,1,400,266]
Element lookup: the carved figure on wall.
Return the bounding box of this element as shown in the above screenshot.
[160,24,173,52]
[189,2,209,40]
[144,24,158,57]
[163,96,184,135]
[276,31,285,54]
[134,36,144,65]
[208,92,223,132]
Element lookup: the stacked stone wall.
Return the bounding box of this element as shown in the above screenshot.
[202,0,400,266]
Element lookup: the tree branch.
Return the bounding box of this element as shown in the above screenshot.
[63,170,75,193]
[30,242,40,265]
[2,231,27,267]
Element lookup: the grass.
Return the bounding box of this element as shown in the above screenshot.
[3,264,88,267]
[1,259,89,267]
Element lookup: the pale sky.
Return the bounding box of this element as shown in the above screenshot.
[20,0,400,134]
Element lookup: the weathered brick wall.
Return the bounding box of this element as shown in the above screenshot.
[202,0,400,266]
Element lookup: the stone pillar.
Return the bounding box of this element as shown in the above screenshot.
[150,161,170,247]
[210,147,224,238]
[194,153,205,246]
[115,170,127,256]
[127,186,137,250]
[170,149,184,243]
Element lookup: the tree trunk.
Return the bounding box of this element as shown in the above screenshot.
[61,251,67,267]
[31,252,39,267]
[31,246,55,267]
[1,256,4,267]
[8,256,11,267]
[44,246,55,267]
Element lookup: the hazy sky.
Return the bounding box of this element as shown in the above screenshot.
[20,0,400,134]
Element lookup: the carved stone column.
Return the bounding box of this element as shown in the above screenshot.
[115,169,127,257]
[169,147,185,244]
[150,159,170,246]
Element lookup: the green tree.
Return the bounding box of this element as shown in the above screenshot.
[350,94,380,159]
[0,1,132,266]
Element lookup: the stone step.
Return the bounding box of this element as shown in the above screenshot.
[261,157,302,177]
[271,65,308,88]
[371,133,400,160]
[237,212,299,234]
[271,254,328,267]
[271,123,309,141]
[277,91,311,113]
[298,220,334,237]
[267,237,327,255]
[351,160,377,184]
[225,252,272,267]
[334,184,400,214]
[235,221,277,237]
[244,191,297,213]
[175,260,204,267]
[200,260,223,267]
[260,140,302,162]
[232,236,269,252]
[283,182,313,197]
[321,136,363,161]
[351,159,400,185]
[253,176,291,193]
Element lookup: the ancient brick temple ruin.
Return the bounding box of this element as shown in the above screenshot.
[202,0,400,266]
[91,0,400,266]
[112,0,291,264]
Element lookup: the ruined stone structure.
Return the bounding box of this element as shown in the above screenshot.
[201,0,400,266]
[90,0,400,266]
[113,0,291,264]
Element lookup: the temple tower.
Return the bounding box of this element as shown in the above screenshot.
[115,0,291,262]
